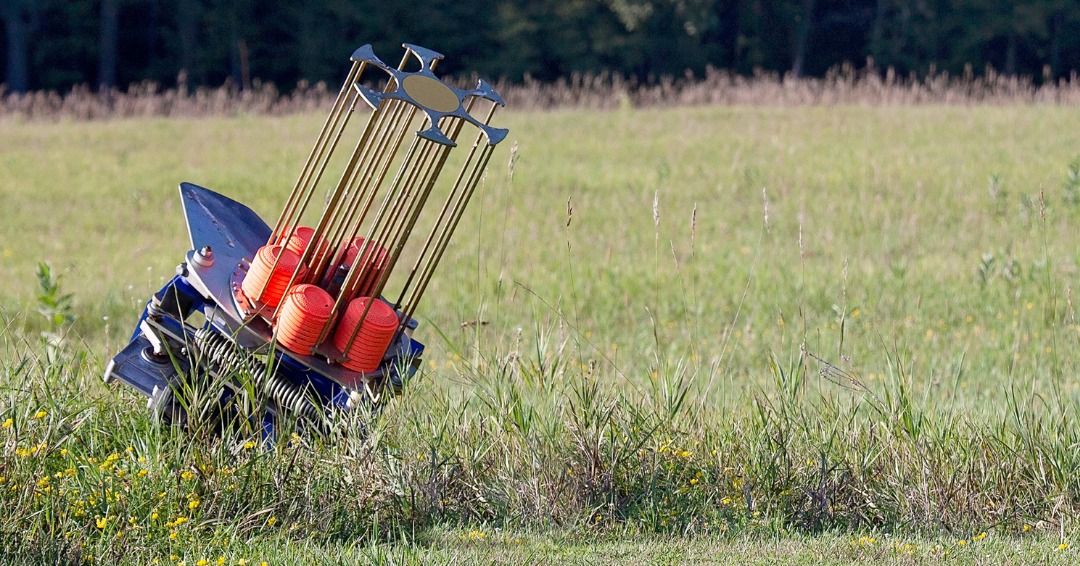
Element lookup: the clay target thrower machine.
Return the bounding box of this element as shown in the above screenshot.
[104,43,507,434]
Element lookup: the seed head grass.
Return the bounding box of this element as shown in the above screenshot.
[1,104,1079,563]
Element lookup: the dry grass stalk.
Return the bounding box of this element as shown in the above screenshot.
[3,64,1080,120]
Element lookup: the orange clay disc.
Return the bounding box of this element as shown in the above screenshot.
[332,297,399,372]
[241,245,307,308]
[275,284,334,354]
[285,226,316,256]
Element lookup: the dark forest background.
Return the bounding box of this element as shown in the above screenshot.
[2,0,1079,93]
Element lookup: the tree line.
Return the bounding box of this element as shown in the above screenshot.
[2,0,1078,93]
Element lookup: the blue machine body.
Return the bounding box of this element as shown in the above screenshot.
[104,182,423,434]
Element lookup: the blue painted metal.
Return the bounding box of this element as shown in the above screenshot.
[104,182,423,432]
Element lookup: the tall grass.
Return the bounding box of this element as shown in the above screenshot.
[1,313,1078,562]
[3,63,1080,121]
[1,103,1079,562]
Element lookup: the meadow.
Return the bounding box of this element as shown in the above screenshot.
[1,101,1080,563]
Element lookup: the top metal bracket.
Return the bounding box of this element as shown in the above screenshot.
[349,43,507,147]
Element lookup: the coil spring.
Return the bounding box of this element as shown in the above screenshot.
[192,327,326,426]
[146,296,165,319]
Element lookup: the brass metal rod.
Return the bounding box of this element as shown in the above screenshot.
[255,87,364,312]
[311,99,418,282]
[313,119,416,297]
[278,86,361,246]
[320,133,426,343]
[263,50,417,318]
[394,101,495,308]
[269,100,406,319]
[333,128,456,353]
[307,98,406,281]
[339,135,434,301]
[401,144,494,325]
[367,130,453,295]
[301,46,420,283]
[252,87,362,312]
[317,97,420,283]
[268,61,361,244]
[272,63,364,245]
[303,47,440,291]
[371,101,473,291]
[341,108,467,304]
[359,130,445,284]
[330,115,462,354]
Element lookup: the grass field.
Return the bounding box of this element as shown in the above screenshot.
[2,104,1080,563]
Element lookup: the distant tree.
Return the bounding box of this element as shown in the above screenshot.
[177,0,200,86]
[2,0,1078,93]
[952,0,1051,76]
[790,0,815,76]
[98,0,119,90]
[1,0,39,92]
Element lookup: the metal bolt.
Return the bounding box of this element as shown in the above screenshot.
[345,390,363,411]
[193,245,215,267]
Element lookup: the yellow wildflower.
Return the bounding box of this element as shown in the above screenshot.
[972,531,987,542]
[166,516,189,529]
[266,516,277,527]
[1023,524,1033,533]
[463,529,486,541]
[1058,543,1070,551]
[196,560,209,566]
[33,410,47,420]
[96,517,107,530]
[99,452,121,472]
[181,470,195,481]
[243,440,256,450]
[2,418,12,429]
[188,499,200,511]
